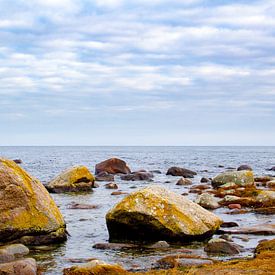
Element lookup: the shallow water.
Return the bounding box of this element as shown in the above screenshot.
[1,146,275,274]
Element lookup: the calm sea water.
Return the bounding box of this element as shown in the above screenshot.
[1,146,275,274]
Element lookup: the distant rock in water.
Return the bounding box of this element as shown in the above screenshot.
[166,167,197,178]
[212,170,254,188]
[204,238,241,255]
[46,166,95,193]
[0,158,66,245]
[95,158,131,175]
[267,166,275,171]
[237,165,253,171]
[120,171,153,181]
[106,185,222,243]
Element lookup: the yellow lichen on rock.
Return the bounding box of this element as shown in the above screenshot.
[47,166,95,193]
[106,185,222,242]
[0,158,66,244]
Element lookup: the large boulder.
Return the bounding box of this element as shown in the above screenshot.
[166,167,197,178]
[0,158,66,244]
[46,166,95,193]
[106,185,222,242]
[95,158,131,175]
[212,170,254,188]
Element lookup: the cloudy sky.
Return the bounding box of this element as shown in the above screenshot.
[0,0,275,145]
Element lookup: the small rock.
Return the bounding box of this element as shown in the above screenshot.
[204,238,241,255]
[267,166,275,171]
[200,177,209,183]
[148,241,170,249]
[195,193,220,209]
[120,171,153,181]
[13,159,22,164]
[256,190,275,207]
[228,204,242,209]
[68,202,99,209]
[220,222,239,228]
[237,165,252,171]
[218,165,224,168]
[166,167,197,178]
[150,170,162,174]
[267,180,275,189]
[219,234,233,242]
[105,182,118,189]
[176,178,192,185]
[93,243,137,250]
[111,191,128,196]
[254,176,272,183]
[0,244,29,258]
[95,172,115,182]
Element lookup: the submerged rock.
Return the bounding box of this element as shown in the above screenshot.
[95,158,131,175]
[13,159,22,164]
[0,158,66,244]
[166,167,197,178]
[47,166,95,193]
[106,185,222,242]
[63,259,127,275]
[212,170,254,188]
[0,258,37,275]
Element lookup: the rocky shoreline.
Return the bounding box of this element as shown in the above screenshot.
[0,156,274,274]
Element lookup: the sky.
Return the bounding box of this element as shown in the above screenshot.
[0,0,275,146]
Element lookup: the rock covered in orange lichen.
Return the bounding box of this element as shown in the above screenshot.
[0,157,66,244]
[106,185,222,242]
[47,166,95,193]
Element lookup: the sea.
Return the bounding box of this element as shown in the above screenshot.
[1,146,275,274]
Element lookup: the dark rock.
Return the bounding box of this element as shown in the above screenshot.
[13,159,22,164]
[220,222,239,228]
[218,165,224,168]
[201,177,209,183]
[237,165,253,171]
[150,170,162,174]
[166,167,197,178]
[105,182,118,189]
[267,166,275,171]
[95,158,131,175]
[120,171,153,181]
[95,172,114,182]
[93,243,137,250]
[111,191,128,196]
[204,239,241,255]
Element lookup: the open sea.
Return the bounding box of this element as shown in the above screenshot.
[1,146,275,274]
